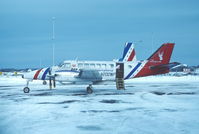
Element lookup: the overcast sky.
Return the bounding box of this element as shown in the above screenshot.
[0,0,199,68]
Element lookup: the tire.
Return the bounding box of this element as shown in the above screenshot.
[87,86,93,94]
[23,87,30,93]
[43,80,47,85]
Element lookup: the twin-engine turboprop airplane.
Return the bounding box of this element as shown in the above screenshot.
[22,42,179,93]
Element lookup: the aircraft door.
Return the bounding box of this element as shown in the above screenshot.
[116,62,125,90]
[116,62,124,79]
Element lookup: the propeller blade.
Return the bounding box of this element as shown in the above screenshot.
[49,68,52,89]
[53,77,56,88]
[49,78,52,89]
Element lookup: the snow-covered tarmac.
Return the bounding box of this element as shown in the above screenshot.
[0,76,199,134]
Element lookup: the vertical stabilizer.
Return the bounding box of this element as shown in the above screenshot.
[119,42,137,62]
[147,43,175,65]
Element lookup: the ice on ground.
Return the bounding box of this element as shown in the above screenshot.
[0,75,199,134]
[126,75,199,83]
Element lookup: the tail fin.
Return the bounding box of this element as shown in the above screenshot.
[147,43,175,65]
[119,42,137,62]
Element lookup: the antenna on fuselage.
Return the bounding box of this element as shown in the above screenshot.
[52,17,55,66]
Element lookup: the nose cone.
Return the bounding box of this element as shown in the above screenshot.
[23,69,41,80]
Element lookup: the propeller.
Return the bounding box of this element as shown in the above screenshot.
[48,68,56,89]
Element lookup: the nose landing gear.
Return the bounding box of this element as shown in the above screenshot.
[23,87,30,93]
[23,80,30,93]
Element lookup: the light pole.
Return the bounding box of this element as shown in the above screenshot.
[151,33,154,54]
[52,17,55,66]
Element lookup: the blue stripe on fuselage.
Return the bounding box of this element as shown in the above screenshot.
[41,67,50,80]
[55,70,80,73]
[124,62,142,80]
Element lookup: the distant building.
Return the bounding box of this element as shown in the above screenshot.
[170,64,198,76]
[195,68,199,74]
[183,68,191,74]
[170,64,187,72]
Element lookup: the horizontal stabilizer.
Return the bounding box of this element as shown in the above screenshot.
[150,62,180,70]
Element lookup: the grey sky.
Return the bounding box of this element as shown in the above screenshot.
[0,0,199,68]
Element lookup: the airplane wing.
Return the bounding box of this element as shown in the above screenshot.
[150,62,180,70]
[77,69,102,82]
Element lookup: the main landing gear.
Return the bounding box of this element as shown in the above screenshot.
[86,84,93,94]
[23,87,30,93]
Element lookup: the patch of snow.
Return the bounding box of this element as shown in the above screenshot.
[0,75,199,134]
[126,75,199,83]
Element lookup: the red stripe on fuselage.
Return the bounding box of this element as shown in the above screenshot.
[127,50,135,61]
[33,69,42,79]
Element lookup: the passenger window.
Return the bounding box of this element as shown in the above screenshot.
[128,65,132,68]
[84,63,89,68]
[102,64,106,69]
[90,64,95,68]
[96,64,101,68]
[78,63,83,68]
[109,64,114,68]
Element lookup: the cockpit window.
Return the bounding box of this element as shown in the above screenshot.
[64,63,71,68]
[58,63,71,68]
[58,63,64,67]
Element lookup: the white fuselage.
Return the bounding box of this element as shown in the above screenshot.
[54,60,116,82]
[23,59,149,83]
[53,60,147,83]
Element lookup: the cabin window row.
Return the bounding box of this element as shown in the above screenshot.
[60,63,114,69]
[78,63,114,69]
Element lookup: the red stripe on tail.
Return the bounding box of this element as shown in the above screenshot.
[127,49,135,61]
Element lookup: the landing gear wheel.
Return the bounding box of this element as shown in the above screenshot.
[23,87,30,93]
[87,86,93,94]
[43,80,47,85]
